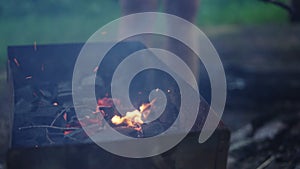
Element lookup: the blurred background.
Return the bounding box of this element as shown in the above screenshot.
[0,0,293,70]
[0,0,300,168]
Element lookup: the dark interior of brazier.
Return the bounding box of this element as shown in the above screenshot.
[10,40,212,148]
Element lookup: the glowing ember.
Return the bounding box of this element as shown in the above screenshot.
[97,97,117,108]
[64,124,72,135]
[53,102,59,106]
[64,131,72,135]
[111,99,156,128]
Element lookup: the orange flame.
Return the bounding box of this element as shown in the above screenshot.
[111,99,156,127]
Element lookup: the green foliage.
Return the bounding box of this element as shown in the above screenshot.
[0,0,290,70]
[197,0,289,25]
[0,0,120,70]
[0,0,120,17]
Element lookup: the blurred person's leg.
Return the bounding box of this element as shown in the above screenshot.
[120,0,158,16]
[118,0,161,110]
[119,0,158,46]
[163,0,201,127]
[164,0,199,22]
[163,0,200,81]
[119,0,200,80]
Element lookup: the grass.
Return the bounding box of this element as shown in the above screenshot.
[0,0,290,70]
[197,0,289,25]
[0,0,121,70]
[0,15,114,68]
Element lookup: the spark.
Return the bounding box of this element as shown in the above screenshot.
[13,58,20,67]
[41,64,45,71]
[34,41,37,51]
[93,66,99,73]
[63,112,67,121]
[25,76,32,79]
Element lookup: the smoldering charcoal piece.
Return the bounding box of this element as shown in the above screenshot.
[39,88,53,98]
[7,42,230,169]
[14,98,33,115]
[14,85,36,101]
[114,126,141,138]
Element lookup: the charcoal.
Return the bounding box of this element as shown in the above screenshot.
[57,82,72,103]
[14,85,36,101]
[114,126,141,137]
[36,82,58,100]
[142,121,165,138]
[63,128,88,143]
[38,89,52,98]
[15,98,33,115]
[31,106,61,119]
[57,82,72,93]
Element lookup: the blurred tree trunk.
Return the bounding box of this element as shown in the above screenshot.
[261,0,300,23]
[291,0,300,22]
